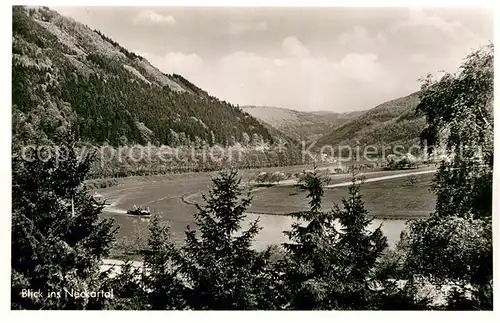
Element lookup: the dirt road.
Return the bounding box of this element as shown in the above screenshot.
[325,169,437,188]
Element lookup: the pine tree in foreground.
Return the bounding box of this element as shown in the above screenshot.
[330,179,388,309]
[282,169,339,309]
[103,214,184,310]
[103,261,144,310]
[142,214,186,309]
[283,171,388,310]
[180,169,272,310]
[11,137,116,309]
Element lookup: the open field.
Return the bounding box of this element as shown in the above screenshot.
[250,173,435,218]
[252,166,435,187]
[85,158,406,190]
[187,171,436,219]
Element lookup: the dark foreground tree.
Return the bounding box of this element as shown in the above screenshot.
[11,136,116,309]
[103,261,144,310]
[282,171,389,309]
[141,214,186,309]
[405,44,493,309]
[180,169,273,309]
[418,43,493,220]
[331,181,388,309]
[104,214,185,310]
[282,169,338,309]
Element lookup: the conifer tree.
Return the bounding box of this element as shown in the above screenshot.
[141,214,186,309]
[283,171,388,310]
[11,136,116,309]
[282,169,339,310]
[330,179,388,309]
[103,261,145,310]
[180,169,270,309]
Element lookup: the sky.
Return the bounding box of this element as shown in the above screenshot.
[54,6,493,112]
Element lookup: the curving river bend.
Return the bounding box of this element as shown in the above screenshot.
[98,168,435,250]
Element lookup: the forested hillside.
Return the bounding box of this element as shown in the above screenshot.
[12,6,275,147]
[316,92,426,149]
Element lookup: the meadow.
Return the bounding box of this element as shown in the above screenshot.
[248,172,435,219]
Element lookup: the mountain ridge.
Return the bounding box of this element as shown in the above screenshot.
[315,91,426,150]
[12,6,283,148]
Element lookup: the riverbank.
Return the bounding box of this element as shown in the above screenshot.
[86,160,425,191]
[85,163,320,190]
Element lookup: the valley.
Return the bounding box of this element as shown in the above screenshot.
[12,5,442,262]
[242,105,364,141]
[11,6,493,311]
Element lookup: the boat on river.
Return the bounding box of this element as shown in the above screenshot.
[127,206,151,216]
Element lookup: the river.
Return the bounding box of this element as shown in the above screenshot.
[103,208,411,251]
[243,213,409,249]
[99,168,433,251]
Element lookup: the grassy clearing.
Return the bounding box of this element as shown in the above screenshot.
[247,172,435,219]
[320,166,434,186]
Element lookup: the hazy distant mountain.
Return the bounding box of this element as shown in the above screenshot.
[241,106,365,141]
[316,92,426,148]
[12,6,278,147]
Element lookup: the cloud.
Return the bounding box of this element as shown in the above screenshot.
[127,10,489,113]
[409,53,428,64]
[133,10,176,26]
[335,9,488,80]
[388,8,482,46]
[383,8,488,73]
[397,8,469,38]
[228,21,268,35]
[282,36,310,58]
[201,49,392,111]
[337,26,387,53]
[132,48,390,111]
[218,51,271,73]
[335,53,385,83]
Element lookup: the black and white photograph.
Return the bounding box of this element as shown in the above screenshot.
[8,3,495,312]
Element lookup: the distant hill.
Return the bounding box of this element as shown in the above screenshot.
[241,106,364,141]
[316,92,426,150]
[12,6,278,147]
